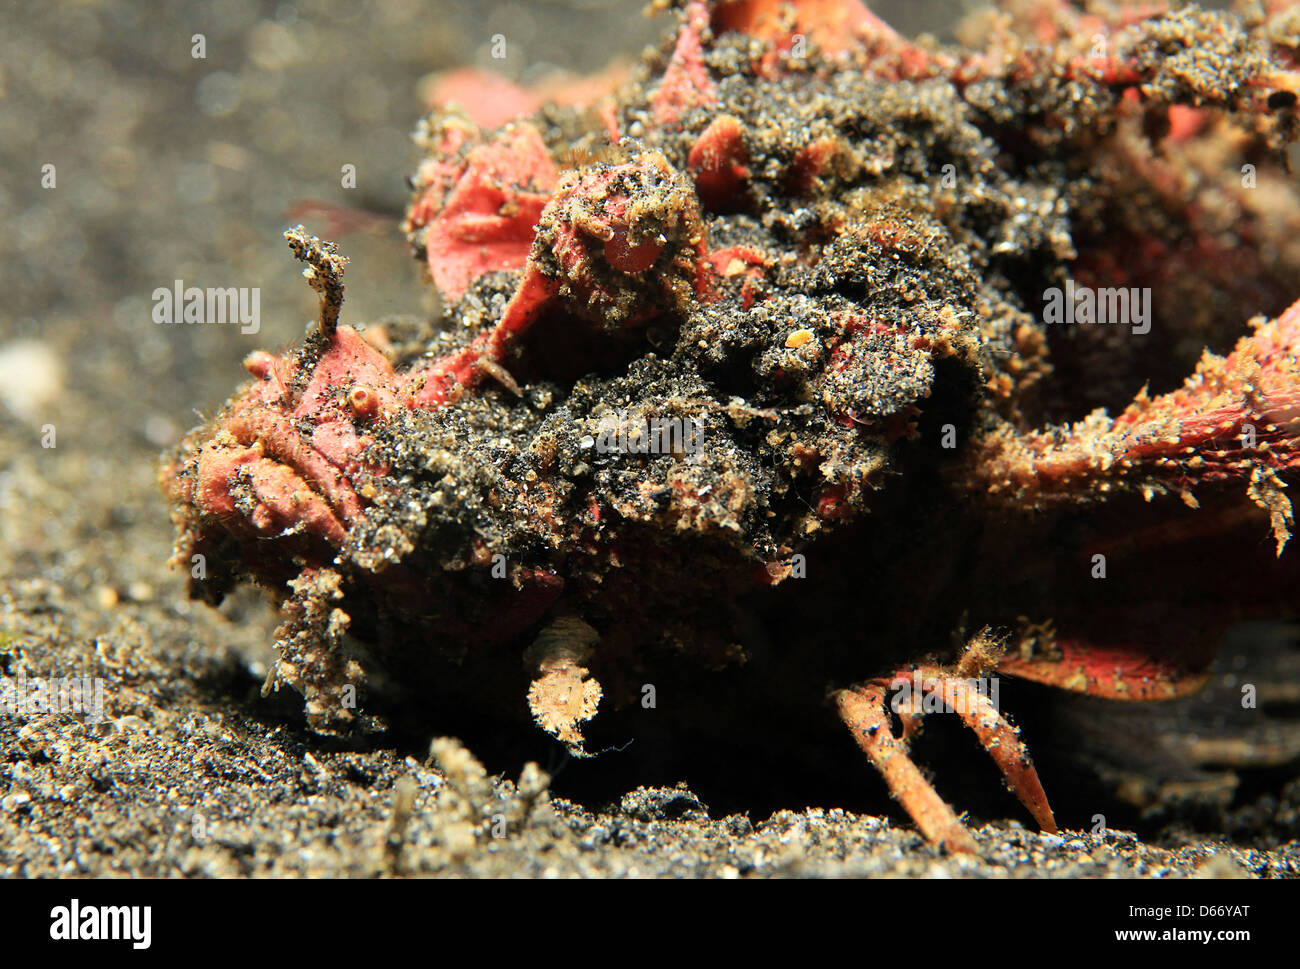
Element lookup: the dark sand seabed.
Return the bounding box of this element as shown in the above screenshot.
[2,0,1299,877]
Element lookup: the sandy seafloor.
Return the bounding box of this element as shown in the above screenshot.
[1,0,1299,877]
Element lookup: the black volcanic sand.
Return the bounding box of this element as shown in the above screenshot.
[2,0,1298,877]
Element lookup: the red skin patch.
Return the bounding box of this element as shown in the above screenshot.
[423,68,541,130]
[712,0,899,58]
[410,124,558,304]
[688,114,750,212]
[423,65,630,130]
[650,0,719,127]
[604,226,664,273]
[998,640,1212,700]
[785,136,844,197]
[167,326,404,558]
